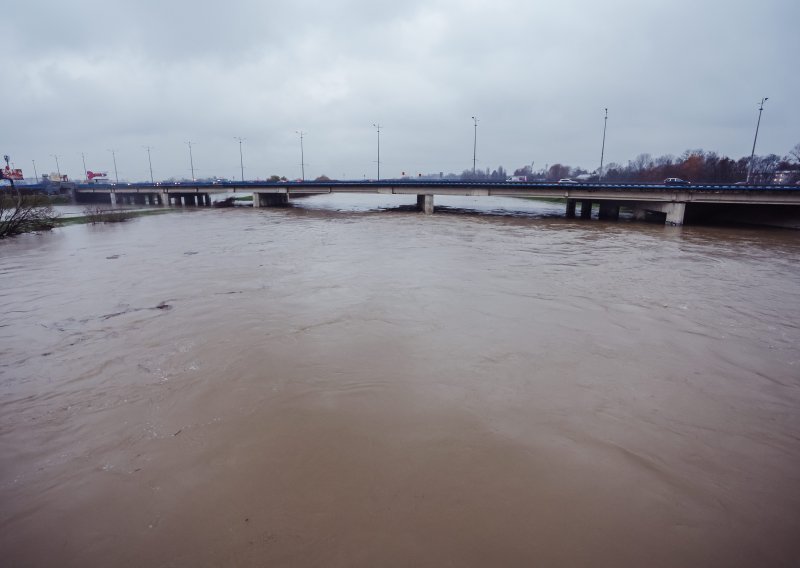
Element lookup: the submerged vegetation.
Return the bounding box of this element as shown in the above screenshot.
[0,192,59,238]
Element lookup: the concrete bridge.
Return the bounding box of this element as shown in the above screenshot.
[69,179,800,227]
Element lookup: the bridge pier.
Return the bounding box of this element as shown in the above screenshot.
[565,199,577,218]
[664,202,686,225]
[580,200,593,219]
[598,202,620,221]
[109,192,117,206]
[417,194,434,214]
[253,192,289,208]
[631,201,686,225]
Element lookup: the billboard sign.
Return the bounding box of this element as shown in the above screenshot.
[1,166,24,180]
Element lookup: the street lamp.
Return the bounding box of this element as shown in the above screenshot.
[186,141,195,180]
[107,149,119,183]
[80,152,88,182]
[234,137,245,181]
[747,97,768,184]
[51,154,61,178]
[296,131,306,181]
[32,159,38,182]
[372,123,381,180]
[599,108,608,182]
[471,116,478,176]
[143,146,154,183]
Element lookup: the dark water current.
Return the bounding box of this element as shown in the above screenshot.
[2,195,800,567]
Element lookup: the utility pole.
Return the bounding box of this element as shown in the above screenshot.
[471,116,478,176]
[599,108,608,182]
[186,141,195,180]
[32,159,38,182]
[234,137,245,181]
[373,123,381,180]
[81,152,88,182]
[108,149,119,183]
[143,146,154,183]
[747,97,768,184]
[296,131,306,181]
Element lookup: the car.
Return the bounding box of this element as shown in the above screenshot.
[558,178,578,184]
[664,178,690,185]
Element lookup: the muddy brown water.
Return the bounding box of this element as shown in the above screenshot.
[2,196,799,567]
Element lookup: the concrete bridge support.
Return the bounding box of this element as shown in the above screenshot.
[417,194,434,214]
[253,192,289,208]
[664,202,686,225]
[109,193,117,206]
[598,202,620,221]
[565,199,577,218]
[580,200,593,219]
[631,201,686,225]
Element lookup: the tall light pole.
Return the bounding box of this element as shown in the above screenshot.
[296,131,306,181]
[80,152,88,181]
[108,149,119,183]
[143,146,154,183]
[471,116,478,176]
[32,159,38,182]
[234,137,245,181]
[372,123,381,180]
[186,141,195,180]
[599,108,608,182]
[51,154,61,178]
[747,97,768,184]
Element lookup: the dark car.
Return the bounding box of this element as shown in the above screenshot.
[664,178,690,185]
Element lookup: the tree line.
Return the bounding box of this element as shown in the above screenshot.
[450,143,800,184]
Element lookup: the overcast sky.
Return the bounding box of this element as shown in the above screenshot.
[3,0,798,181]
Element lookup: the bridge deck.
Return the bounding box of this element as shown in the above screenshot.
[66,179,800,206]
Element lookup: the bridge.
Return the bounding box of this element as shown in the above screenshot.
[66,179,800,226]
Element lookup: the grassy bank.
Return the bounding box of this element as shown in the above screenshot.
[57,208,171,227]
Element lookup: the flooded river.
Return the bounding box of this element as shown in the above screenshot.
[2,196,799,567]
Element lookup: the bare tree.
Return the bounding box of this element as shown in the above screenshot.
[790,143,800,165]
[1,169,58,238]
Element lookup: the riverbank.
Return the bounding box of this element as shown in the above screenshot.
[56,208,172,227]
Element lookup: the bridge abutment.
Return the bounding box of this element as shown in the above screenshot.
[417,194,434,214]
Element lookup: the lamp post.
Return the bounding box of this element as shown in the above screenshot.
[599,108,608,182]
[372,123,381,180]
[143,146,154,183]
[51,154,61,178]
[81,152,88,182]
[32,159,38,182]
[108,149,119,183]
[3,155,16,194]
[471,116,478,176]
[296,131,306,181]
[234,137,245,181]
[186,141,195,180]
[747,97,768,184]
